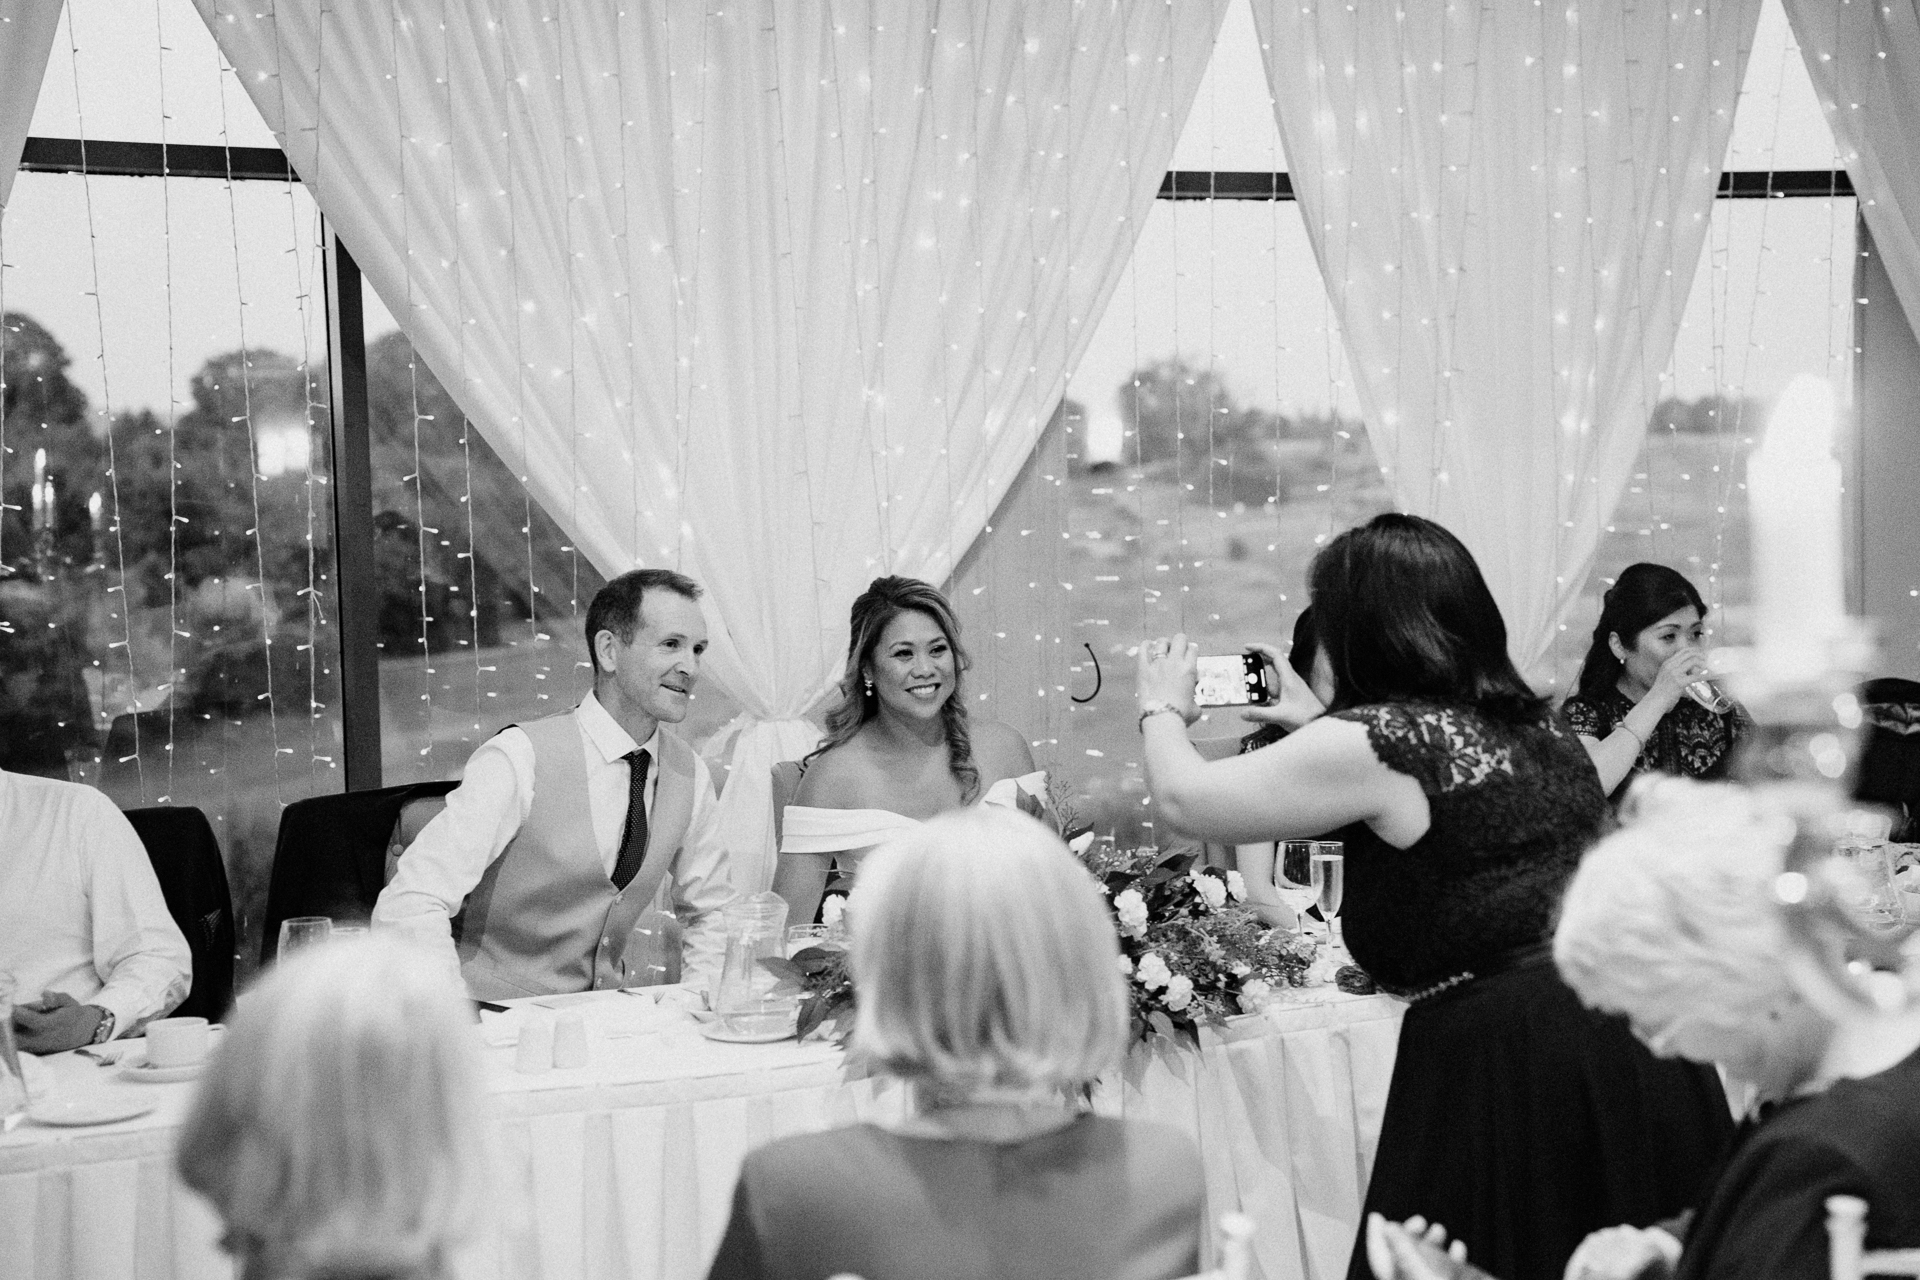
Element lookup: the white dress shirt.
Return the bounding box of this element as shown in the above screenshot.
[0,770,192,1038]
[374,693,735,986]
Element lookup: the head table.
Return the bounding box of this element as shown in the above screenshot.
[1,986,1402,1280]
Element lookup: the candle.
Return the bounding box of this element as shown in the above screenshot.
[1748,375,1845,680]
[31,448,47,531]
[87,491,104,556]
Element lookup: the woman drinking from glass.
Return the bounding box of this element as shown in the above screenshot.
[1135,514,1732,1280]
[1562,563,1748,803]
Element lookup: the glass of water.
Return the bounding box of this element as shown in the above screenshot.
[1277,840,1320,922]
[1309,843,1346,953]
[277,916,332,962]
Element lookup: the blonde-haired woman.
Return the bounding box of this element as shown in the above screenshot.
[708,806,1203,1280]
[176,937,488,1280]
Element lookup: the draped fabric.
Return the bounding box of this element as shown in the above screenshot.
[1249,0,1759,678]
[0,0,61,211]
[196,0,1227,889]
[1783,0,1920,338]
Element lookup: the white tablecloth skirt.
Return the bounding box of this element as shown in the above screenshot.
[1,991,1402,1280]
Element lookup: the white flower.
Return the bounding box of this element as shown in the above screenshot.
[1238,978,1273,1012]
[1116,953,1134,976]
[1225,869,1247,901]
[1230,961,1252,978]
[1165,973,1195,1011]
[1135,951,1172,990]
[1069,831,1096,855]
[1113,888,1149,937]
[820,895,847,927]
[1190,870,1227,911]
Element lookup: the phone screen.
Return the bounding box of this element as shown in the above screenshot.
[1194,654,1263,707]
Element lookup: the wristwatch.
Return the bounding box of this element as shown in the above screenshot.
[87,1007,115,1045]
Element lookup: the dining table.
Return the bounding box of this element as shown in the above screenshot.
[1,983,1403,1280]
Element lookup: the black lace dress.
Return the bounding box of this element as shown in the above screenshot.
[1328,701,1734,1280]
[1561,685,1748,804]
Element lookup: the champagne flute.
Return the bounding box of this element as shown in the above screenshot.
[1276,840,1319,921]
[1309,844,1345,953]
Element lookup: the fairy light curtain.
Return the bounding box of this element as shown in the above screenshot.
[197,0,1225,889]
[0,0,61,210]
[1250,0,1761,677]
[1783,0,1920,337]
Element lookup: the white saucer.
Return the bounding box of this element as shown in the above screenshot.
[117,1054,204,1083]
[27,1097,156,1127]
[698,1021,795,1045]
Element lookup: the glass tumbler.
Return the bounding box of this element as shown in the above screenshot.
[713,893,796,1035]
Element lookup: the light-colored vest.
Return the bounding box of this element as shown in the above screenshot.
[455,711,698,999]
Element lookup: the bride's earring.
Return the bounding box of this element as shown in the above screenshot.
[863,676,874,698]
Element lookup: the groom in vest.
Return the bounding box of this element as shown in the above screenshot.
[375,568,737,999]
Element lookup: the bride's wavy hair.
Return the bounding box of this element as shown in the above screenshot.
[806,576,980,802]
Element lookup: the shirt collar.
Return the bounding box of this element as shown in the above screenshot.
[578,691,658,764]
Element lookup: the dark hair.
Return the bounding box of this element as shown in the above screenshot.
[1574,563,1707,701]
[1288,607,1317,683]
[1308,513,1546,721]
[584,568,702,675]
[805,576,979,802]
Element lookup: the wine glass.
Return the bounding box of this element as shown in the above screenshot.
[1276,840,1319,922]
[277,916,332,961]
[1309,844,1345,953]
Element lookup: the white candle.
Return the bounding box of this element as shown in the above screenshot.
[1748,375,1845,680]
[31,448,48,531]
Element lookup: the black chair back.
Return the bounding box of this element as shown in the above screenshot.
[261,780,458,967]
[1858,677,1920,841]
[123,805,235,1022]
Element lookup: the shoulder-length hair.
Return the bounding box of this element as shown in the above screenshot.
[175,937,487,1280]
[1308,513,1546,721]
[1554,777,1802,1039]
[1574,563,1708,701]
[849,806,1129,1096]
[806,576,979,801]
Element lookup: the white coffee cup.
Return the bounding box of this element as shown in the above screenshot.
[145,1016,211,1068]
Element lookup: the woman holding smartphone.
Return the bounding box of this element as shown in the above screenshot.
[1561,563,1748,803]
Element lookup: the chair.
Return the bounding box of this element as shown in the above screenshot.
[1855,678,1920,841]
[1828,1195,1920,1279]
[260,779,457,967]
[123,805,235,1022]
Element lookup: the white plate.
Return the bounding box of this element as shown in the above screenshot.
[27,1097,155,1127]
[117,1054,204,1083]
[698,1021,795,1045]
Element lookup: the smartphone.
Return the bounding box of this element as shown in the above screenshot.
[1193,652,1271,707]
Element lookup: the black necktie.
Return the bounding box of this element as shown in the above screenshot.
[611,749,651,890]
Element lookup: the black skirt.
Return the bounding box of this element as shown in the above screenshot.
[1346,954,1734,1280]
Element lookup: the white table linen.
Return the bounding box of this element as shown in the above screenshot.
[1,987,1402,1280]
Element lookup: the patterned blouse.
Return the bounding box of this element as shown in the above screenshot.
[1560,685,1749,803]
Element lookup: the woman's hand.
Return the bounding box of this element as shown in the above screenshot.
[1562,1225,1680,1280]
[1241,641,1325,732]
[1364,1214,1474,1280]
[1136,635,1201,726]
[1642,648,1709,714]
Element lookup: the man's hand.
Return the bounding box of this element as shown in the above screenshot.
[1563,1226,1681,1280]
[13,991,106,1055]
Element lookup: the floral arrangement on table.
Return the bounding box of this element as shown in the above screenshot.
[1079,838,1320,1045]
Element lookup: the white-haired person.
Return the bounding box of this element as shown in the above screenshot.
[706,806,1204,1280]
[176,936,489,1280]
[1363,777,1920,1280]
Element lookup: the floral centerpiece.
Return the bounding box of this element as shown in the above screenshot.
[1079,838,1319,1045]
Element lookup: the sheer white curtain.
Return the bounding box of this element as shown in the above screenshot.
[1250,0,1759,678]
[198,1,1225,889]
[1784,0,1920,336]
[0,1,62,209]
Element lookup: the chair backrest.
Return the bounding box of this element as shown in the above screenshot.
[1829,1195,1920,1280]
[261,780,458,967]
[122,805,235,1022]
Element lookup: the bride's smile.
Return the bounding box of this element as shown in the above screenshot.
[869,611,956,721]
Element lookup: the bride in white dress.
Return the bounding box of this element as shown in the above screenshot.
[773,576,1043,924]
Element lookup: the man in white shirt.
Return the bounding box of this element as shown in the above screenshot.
[0,770,192,1053]
[375,568,738,998]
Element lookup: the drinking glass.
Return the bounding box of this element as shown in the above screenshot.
[714,893,796,1035]
[0,974,26,1131]
[785,924,834,956]
[1276,840,1319,921]
[1835,840,1904,927]
[1309,844,1346,952]
[1683,678,1733,714]
[277,916,332,961]
[329,924,370,941]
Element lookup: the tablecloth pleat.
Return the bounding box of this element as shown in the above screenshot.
[611,1107,671,1280]
[0,1172,39,1280]
[70,1161,138,1280]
